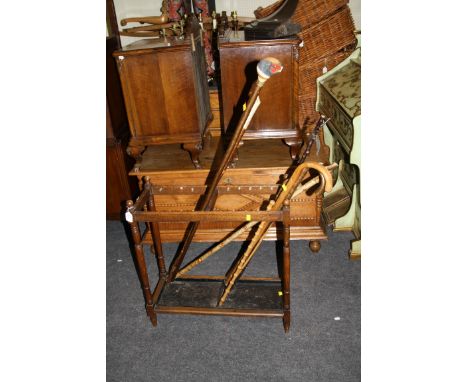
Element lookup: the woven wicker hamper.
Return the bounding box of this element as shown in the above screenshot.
[253,0,357,128]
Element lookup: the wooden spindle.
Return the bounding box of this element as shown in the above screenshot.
[144,177,167,278]
[282,199,291,333]
[126,200,157,326]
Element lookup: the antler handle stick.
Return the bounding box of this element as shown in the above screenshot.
[166,57,284,282]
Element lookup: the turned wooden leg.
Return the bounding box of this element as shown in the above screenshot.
[126,144,146,163]
[283,138,303,161]
[309,240,321,253]
[182,142,203,169]
[127,201,157,326]
[145,180,167,279]
[282,200,291,333]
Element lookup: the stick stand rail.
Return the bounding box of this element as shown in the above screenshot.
[126,177,293,332]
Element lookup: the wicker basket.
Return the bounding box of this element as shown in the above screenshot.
[292,0,350,29]
[254,0,284,19]
[254,0,349,28]
[298,48,356,126]
[298,6,356,63]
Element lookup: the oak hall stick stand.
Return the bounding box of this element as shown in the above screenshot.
[123,57,331,332]
[126,177,293,332]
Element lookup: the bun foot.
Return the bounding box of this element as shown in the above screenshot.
[309,240,321,253]
[283,312,290,333]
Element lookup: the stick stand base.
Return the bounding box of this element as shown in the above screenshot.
[153,276,286,327]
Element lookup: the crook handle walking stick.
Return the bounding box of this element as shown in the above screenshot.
[167,57,284,282]
[219,162,333,305]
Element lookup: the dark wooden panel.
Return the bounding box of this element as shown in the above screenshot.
[155,50,200,136]
[106,37,127,140]
[219,37,300,140]
[106,139,138,220]
[113,31,212,166]
[106,0,121,48]
[106,35,138,220]
[118,51,199,140]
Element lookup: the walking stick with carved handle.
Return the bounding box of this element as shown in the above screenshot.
[166,57,284,282]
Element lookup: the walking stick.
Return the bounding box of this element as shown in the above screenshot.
[175,163,337,278]
[167,57,284,282]
[296,116,330,165]
[218,162,333,306]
